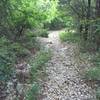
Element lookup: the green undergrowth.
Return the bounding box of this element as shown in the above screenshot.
[30,49,52,82]
[25,83,40,100]
[0,30,51,99]
[96,87,100,100]
[19,31,40,50]
[85,67,100,81]
[59,30,80,43]
[0,34,39,82]
[86,66,100,100]
[34,29,49,37]
[26,29,49,38]
[84,51,100,100]
[25,49,52,100]
[85,52,100,81]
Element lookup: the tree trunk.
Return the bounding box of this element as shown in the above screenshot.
[84,0,91,40]
[95,0,100,50]
[96,0,100,17]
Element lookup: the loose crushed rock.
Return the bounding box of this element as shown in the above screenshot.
[39,30,96,100]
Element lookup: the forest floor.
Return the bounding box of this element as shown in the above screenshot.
[38,30,96,100]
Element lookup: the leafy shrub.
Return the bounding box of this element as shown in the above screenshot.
[0,36,32,81]
[59,31,80,42]
[30,49,52,81]
[25,83,39,100]
[0,37,15,81]
[85,67,100,81]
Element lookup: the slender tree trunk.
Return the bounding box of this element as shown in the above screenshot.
[95,0,100,50]
[84,0,91,40]
[96,0,100,17]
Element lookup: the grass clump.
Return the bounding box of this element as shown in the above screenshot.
[85,67,100,81]
[59,31,80,43]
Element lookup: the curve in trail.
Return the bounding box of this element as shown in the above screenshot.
[39,30,96,100]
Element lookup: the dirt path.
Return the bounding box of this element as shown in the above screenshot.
[39,30,96,100]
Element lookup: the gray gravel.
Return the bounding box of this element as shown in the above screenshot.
[39,30,96,100]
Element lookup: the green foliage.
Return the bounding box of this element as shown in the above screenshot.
[0,1,58,99]
[0,0,58,89]
[96,87,100,100]
[18,31,40,50]
[0,37,15,81]
[45,5,74,30]
[0,59,13,81]
[84,51,100,99]
[0,36,36,81]
[68,0,100,51]
[30,49,52,81]
[0,0,58,41]
[25,83,39,100]
[59,31,68,42]
[59,30,80,42]
[85,51,100,81]
[91,52,100,66]
[33,29,49,37]
[37,29,49,37]
[11,43,31,58]
[85,67,100,81]
[45,18,65,30]
[10,0,58,25]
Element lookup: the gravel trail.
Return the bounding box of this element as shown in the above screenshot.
[39,30,96,100]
